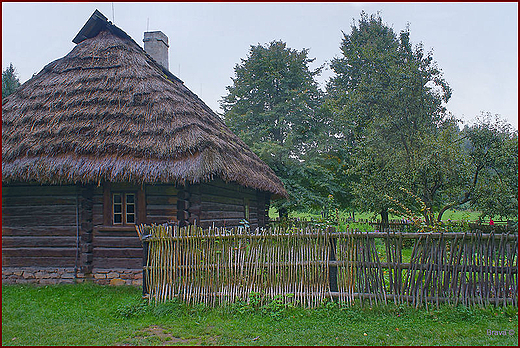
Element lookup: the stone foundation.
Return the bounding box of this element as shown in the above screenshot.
[2,267,142,286]
[89,268,143,286]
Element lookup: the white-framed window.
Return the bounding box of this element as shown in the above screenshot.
[112,192,136,225]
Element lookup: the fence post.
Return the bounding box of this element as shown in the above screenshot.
[328,226,338,295]
[142,238,149,297]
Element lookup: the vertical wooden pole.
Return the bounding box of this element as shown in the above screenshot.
[142,238,149,297]
[328,227,338,295]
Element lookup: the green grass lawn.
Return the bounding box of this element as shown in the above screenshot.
[2,283,517,346]
[282,208,489,222]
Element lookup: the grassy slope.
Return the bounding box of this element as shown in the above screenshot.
[2,284,517,346]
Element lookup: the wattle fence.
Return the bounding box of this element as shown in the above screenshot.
[136,224,518,308]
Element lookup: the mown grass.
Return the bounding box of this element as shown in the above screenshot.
[282,208,489,223]
[2,283,517,346]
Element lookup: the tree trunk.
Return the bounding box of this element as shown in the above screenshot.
[278,207,289,220]
[380,209,389,231]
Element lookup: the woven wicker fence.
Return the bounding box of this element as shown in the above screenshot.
[136,224,518,308]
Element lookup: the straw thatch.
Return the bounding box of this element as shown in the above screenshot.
[2,11,287,198]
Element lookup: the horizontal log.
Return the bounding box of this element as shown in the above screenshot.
[200,194,244,206]
[201,211,246,220]
[93,247,143,258]
[146,195,178,206]
[202,179,257,196]
[201,201,244,212]
[92,194,104,205]
[142,260,517,274]
[146,215,178,224]
[146,207,177,218]
[2,236,77,248]
[145,184,178,196]
[93,236,142,248]
[2,185,78,196]
[2,247,77,258]
[140,229,518,241]
[189,193,201,205]
[92,257,142,269]
[141,230,517,245]
[328,292,517,305]
[188,204,201,214]
[2,196,76,206]
[94,226,139,238]
[3,214,76,227]
[2,226,77,236]
[2,205,77,217]
[2,256,76,267]
[199,185,250,201]
[109,183,141,191]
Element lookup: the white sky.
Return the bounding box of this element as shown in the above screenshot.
[2,2,518,129]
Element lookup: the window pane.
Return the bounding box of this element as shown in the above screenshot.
[126,214,135,224]
[114,213,122,224]
[127,204,135,213]
[126,194,135,204]
[113,194,122,203]
[114,204,122,213]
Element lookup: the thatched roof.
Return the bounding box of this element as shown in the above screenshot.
[2,10,287,198]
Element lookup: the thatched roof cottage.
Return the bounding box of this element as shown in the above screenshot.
[2,10,287,284]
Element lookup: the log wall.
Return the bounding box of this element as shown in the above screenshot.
[2,184,80,269]
[185,179,270,229]
[2,180,271,279]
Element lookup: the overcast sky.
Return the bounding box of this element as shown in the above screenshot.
[2,2,518,129]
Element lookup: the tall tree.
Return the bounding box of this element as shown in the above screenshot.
[440,113,518,220]
[221,41,348,215]
[326,12,452,225]
[2,63,21,99]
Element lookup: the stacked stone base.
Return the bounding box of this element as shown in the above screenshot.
[2,267,142,286]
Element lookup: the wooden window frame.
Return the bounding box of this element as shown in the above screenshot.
[103,183,146,227]
[112,192,136,225]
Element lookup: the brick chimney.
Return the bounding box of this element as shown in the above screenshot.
[143,31,169,70]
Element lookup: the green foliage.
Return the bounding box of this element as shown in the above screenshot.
[115,299,149,318]
[229,292,296,320]
[325,12,517,225]
[460,113,518,220]
[2,63,21,99]
[221,40,353,213]
[326,12,454,222]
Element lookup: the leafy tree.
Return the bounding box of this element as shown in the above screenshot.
[326,12,453,226]
[2,63,21,99]
[221,41,349,215]
[441,113,518,220]
[386,113,518,223]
